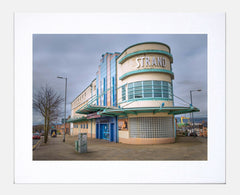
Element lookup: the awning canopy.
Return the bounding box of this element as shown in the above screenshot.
[76,104,119,114]
[97,106,200,116]
[67,116,88,123]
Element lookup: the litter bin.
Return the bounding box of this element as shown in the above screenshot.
[77,133,87,153]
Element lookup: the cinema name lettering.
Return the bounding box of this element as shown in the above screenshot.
[136,56,166,68]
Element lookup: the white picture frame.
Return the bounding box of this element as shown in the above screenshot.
[14,13,225,183]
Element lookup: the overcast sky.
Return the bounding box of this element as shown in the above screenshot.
[33,34,207,125]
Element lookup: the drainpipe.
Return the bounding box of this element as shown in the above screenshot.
[116,116,118,143]
[174,116,176,138]
[109,122,111,142]
[91,119,92,138]
[172,83,176,139]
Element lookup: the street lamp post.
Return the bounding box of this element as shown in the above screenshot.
[190,89,201,134]
[57,76,67,142]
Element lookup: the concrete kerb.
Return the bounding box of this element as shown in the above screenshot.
[32,137,43,151]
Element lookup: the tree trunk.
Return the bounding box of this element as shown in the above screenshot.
[46,116,50,143]
[44,116,48,143]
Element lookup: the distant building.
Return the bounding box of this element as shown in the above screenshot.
[68,42,199,144]
[56,117,70,135]
[32,124,44,133]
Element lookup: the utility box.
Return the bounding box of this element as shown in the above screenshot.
[75,140,78,152]
[77,133,87,153]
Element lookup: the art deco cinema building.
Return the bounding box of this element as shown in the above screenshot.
[68,42,199,144]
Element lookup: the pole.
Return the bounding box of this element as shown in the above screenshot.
[190,91,193,133]
[190,89,201,134]
[64,78,67,142]
[57,76,67,142]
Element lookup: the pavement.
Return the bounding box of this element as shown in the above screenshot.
[33,135,207,160]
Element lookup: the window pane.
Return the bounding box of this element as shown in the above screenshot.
[135,88,142,91]
[135,94,142,98]
[128,88,133,92]
[154,79,161,97]
[128,94,134,99]
[143,88,152,97]
[133,81,142,98]
[153,81,161,85]
[128,83,133,88]
[154,86,161,89]
[135,89,142,93]
[162,86,169,90]
[163,93,168,98]
[134,81,142,87]
[128,89,133,99]
[143,81,152,85]
[154,89,161,93]
[122,85,126,101]
[162,82,168,86]
[128,83,134,99]
[154,93,161,97]
[127,80,172,100]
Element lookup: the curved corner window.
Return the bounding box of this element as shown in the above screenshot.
[127,80,173,100]
[122,85,126,101]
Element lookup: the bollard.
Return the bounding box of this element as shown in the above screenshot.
[77,133,87,153]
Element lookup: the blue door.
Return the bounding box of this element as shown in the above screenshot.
[110,123,114,142]
[100,124,109,140]
[96,124,99,139]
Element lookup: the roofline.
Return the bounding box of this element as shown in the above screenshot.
[71,78,96,104]
[116,42,171,60]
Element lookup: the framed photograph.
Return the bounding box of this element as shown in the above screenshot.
[14,13,225,183]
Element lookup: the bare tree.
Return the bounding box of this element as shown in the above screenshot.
[33,85,64,143]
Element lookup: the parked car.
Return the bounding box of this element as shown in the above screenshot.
[33,133,41,139]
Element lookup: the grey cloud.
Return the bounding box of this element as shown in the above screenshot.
[33,34,207,124]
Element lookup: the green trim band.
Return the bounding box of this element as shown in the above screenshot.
[116,42,171,60]
[118,50,173,64]
[99,106,200,116]
[119,69,174,80]
[118,97,172,105]
[67,117,88,123]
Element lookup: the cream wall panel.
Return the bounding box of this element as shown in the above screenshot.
[118,54,171,81]
[118,43,170,60]
[121,72,172,85]
[120,100,173,108]
[128,112,173,118]
[119,130,129,139]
